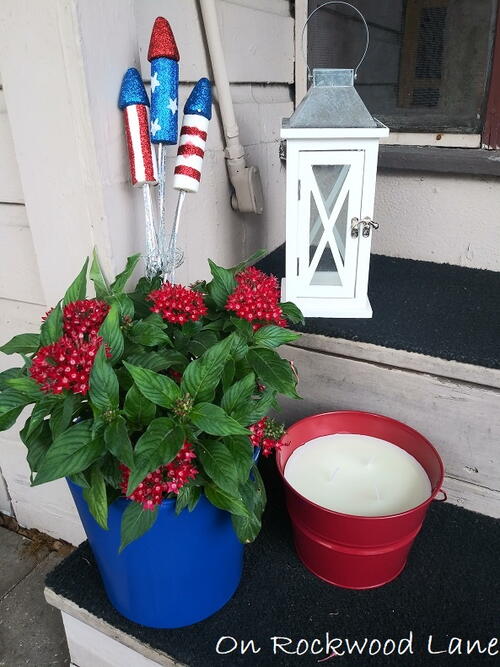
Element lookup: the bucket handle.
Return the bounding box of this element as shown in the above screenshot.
[434,489,447,502]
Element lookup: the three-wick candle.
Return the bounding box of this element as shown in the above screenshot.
[284,434,431,516]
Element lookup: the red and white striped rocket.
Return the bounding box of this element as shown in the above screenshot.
[118,68,158,187]
[173,78,212,193]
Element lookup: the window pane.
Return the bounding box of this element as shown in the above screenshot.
[307,0,498,133]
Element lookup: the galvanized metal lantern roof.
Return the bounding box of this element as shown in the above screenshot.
[283,69,378,130]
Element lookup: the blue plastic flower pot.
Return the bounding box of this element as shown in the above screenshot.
[68,480,244,628]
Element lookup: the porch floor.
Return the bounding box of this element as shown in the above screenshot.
[258,245,500,370]
[45,457,500,666]
[0,526,69,665]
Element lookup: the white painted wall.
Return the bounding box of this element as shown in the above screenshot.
[373,171,500,271]
[0,0,293,543]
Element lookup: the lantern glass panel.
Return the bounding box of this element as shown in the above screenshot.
[308,164,350,288]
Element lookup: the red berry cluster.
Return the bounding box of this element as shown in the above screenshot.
[148,283,208,325]
[119,443,198,510]
[29,335,104,395]
[249,417,287,457]
[63,299,110,340]
[225,266,287,331]
[30,299,111,395]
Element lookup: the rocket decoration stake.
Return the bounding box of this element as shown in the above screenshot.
[147,18,181,275]
[164,78,212,283]
[173,77,212,193]
[118,68,161,278]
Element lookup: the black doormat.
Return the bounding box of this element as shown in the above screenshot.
[257,245,500,370]
[46,456,499,666]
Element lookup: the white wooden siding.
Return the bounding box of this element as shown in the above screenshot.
[135,0,294,84]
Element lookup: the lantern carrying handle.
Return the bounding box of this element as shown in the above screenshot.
[301,1,370,82]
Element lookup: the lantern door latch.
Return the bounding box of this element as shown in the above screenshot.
[351,216,379,238]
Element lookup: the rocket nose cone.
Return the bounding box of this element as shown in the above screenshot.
[148,17,180,62]
[118,68,149,109]
[184,78,212,120]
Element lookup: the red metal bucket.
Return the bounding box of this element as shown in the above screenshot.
[276,411,445,589]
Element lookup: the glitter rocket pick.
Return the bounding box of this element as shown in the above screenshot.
[165,78,213,283]
[148,17,181,277]
[118,68,158,187]
[173,77,212,193]
[148,17,180,146]
[118,67,161,278]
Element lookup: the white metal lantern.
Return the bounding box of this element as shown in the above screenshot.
[281,67,388,318]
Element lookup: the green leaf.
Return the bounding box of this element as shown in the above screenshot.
[5,376,43,401]
[230,250,267,274]
[0,389,34,431]
[99,303,124,361]
[224,435,255,484]
[120,501,158,552]
[89,249,110,299]
[204,484,248,517]
[123,362,180,408]
[248,347,299,398]
[126,349,187,373]
[253,325,301,348]
[104,416,134,468]
[123,384,156,428]
[49,393,77,439]
[188,330,218,357]
[196,439,239,494]
[111,254,141,294]
[207,259,237,308]
[40,303,63,346]
[231,509,261,543]
[89,344,119,411]
[228,317,254,341]
[129,321,171,347]
[69,471,90,489]
[27,395,58,437]
[111,293,134,320]
[63,258,88,305]
[175,484,201,515]
[280,301,305,325]
[180,333,235,403]
[190,403,249,437]
[221,372,256,416]
[20,419,52,474]
[231,465,266,542]
[127,418,184,494]
[100,454,122,488]
[0,368,23,390]
[83,464,109,529]
[222,359,235,392]
[33,421,105,485]
[234,388,277,426]
[0,334,40,356]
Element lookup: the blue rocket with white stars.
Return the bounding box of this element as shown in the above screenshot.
[147,17,180,145]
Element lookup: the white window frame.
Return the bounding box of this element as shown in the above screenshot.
[294,0,481,149]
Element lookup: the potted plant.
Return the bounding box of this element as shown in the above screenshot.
[0,250,303,628]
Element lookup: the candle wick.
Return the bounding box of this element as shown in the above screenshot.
[329,466,340,483]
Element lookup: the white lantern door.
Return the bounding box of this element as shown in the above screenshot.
[297,150,363,298]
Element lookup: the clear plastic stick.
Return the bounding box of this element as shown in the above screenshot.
[143,184,161,279]
[165,190,186,283]
[157,144,169,273]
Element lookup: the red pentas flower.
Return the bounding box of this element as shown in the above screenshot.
[29,335,105,395]
[249,417,288,457]
[225,266,287,331]
[63,299,110,341]
[120,442,199,510]
[148,283,207,324]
